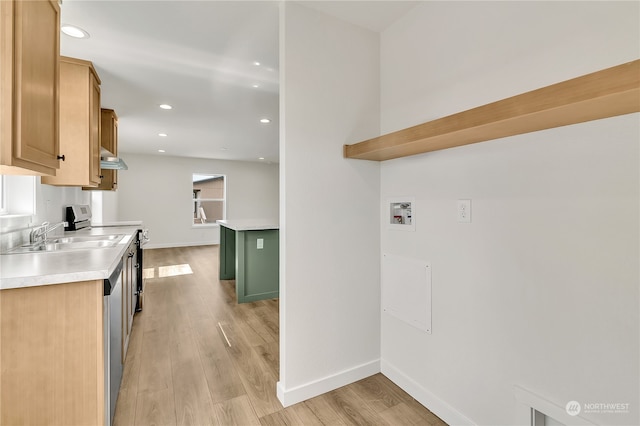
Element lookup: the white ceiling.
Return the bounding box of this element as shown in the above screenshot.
[59,1,418,164]
[302,1,419,32]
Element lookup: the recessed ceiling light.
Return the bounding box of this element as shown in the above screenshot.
[258,157,265,160]
[61,24,90,39]
[158,133,167,137]
[252,84,259,88]
[260,118,271,124]
[158,149,166,153]
[253,61,261,66]
[159,104,172,110]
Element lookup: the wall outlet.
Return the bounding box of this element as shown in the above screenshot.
[257,238,264,249]
[457,199,471,223]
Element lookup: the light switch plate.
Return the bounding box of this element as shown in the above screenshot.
[257,238,264,249]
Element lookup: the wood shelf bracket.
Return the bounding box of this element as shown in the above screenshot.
[344,59,640,161]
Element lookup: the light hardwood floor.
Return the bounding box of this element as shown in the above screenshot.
[114,245,447,425]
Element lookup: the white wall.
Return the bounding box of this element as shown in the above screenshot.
[38,183,90,226]
[278,2,381,405]
[379,2,639,425]
[1,179,89,251]
[116,153,279,248]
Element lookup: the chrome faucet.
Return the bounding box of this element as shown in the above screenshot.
[30,221,68,244]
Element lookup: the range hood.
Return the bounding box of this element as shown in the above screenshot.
[100,148,128,170]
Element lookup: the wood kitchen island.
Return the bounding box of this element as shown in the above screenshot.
[217,219,279,303]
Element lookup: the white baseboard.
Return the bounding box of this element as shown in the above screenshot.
[143,241,218,249]
[277,359,380,407]
[381,360,475,426]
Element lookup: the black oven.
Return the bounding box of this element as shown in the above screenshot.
[135,228,149,311]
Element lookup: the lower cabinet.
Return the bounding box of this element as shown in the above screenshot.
[0,280,105,425]
[218,225,279,303]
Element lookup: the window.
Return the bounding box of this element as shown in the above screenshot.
[0,175,35,216]
[192,174,225,225]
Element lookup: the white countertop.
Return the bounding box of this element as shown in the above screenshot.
[0,225,142,290]
[216,219,279,231]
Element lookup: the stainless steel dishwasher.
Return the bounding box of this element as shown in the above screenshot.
[104,260,123,426]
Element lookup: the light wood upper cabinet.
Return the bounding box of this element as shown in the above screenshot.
[42,57,101,187]
[102,109,119,190]
[86,108,118,191]
[0,0,61,175]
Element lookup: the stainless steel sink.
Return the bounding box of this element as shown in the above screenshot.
[5,234,124,254]
[49,234,124,244]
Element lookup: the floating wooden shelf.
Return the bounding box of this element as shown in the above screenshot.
[344,60,640,161]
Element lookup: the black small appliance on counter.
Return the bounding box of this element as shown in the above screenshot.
[64,205,92,231]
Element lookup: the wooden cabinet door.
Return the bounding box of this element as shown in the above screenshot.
[106,111,118,189]
[101,109,118,153]
[85,109,118,191]
[89,73,101,185]
[97,169,118,191]
[0,280,105,425]
[0,0,60,175]
[42,57,101,187]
